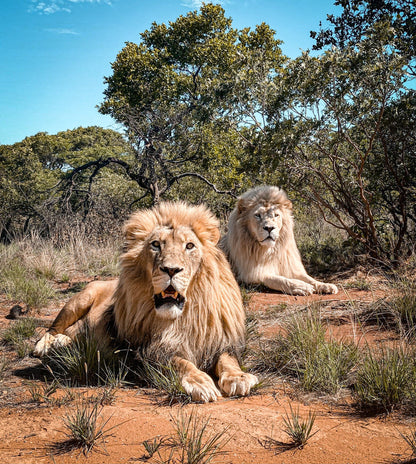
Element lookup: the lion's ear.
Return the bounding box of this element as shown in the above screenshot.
[237,198,247,215]
[123,210,155,249]
[192,208,221,246]
[282,199,293,210]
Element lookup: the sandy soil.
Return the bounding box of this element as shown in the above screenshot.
[0,277,414,464]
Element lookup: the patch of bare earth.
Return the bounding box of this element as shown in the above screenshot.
[0,275,413,464]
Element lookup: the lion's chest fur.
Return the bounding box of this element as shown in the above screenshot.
[113,285,244,371]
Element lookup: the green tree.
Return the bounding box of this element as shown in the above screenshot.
[0,127,134,240]
[94,3,286,204]
[266,20,415,261]
[311,0,415,73]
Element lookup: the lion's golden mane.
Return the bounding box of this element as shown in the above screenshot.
[108,202,245,369]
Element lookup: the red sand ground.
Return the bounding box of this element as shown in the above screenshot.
[0,280,413,464]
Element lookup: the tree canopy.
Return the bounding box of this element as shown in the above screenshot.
[96,3,286,203]
[2,1,415,262]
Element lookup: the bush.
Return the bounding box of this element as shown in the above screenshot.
[0,258,55,308]
[354,346,416,413]
[250,309,358,394]
[2,318,38,358]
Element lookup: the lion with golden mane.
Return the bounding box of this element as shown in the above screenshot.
[221,186,338,296]
[34,202,258,402]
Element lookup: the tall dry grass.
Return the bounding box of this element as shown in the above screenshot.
[0,230,120,308]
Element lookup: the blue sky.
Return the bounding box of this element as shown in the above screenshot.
[1,0,341,145]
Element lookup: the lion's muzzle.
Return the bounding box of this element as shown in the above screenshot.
[154,284,186,319]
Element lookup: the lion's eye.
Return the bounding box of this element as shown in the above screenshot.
[151,240,161,250]
[186,242,195,250]
[254,213,261,220]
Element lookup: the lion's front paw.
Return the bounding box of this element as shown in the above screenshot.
[33,332,56,357]
[289,280,314,296]
[181,370,221,403]
[33,332,72,357]
[315,283,338,294]
[219,371,258,397]
[53,333,72,348]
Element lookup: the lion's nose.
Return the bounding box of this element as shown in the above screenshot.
[160,266,183,277]
[263,226,275,233]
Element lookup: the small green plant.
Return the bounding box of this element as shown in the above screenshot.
[399,421,416,457]
[2,318,38,358]
[388,278,416,339]
[90,386,119,406]
[60,273,71,283]
[27,378,59,403]
[26,377,76,406]
[172,409,230,464]
[140,410,230,463]
[281,404,318,449]
[261,404,318,452]
[0,355,9,380]
[61,397,119,456]
[344,278,372,291]
[367,276,416,339]
[354,346,416,413]
[142,435,166,459]
[137,358,191,405]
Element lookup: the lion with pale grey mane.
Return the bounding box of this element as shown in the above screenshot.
[34,202,258,402]
[221,185,338,296]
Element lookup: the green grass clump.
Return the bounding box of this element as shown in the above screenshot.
[61,398,119,456]
[142,436,165,459]
[136,358,192,405]
[251,310,358,394]
[354,346,416,413]
[173,409,230,464]
[2,318,38,358]
[388,279,416,339]
[344,278,372,291]
[141,409,230,464]
[366,276,416,340]
[44,324,129,387]
[400,421,416,458]
[261,403,318,452]
[0,260,55,308]
[282,404,318,449]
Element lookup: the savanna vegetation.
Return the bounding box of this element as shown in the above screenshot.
[0,1,416,461]
[1,1,414,262]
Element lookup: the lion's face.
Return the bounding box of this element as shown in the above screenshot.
[146,225,203,320]
[246,203,283,248]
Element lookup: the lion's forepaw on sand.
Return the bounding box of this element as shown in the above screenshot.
[218,371,258,397]
[222,185,338,296]
[181,370,222,403]
[34,202,258,402]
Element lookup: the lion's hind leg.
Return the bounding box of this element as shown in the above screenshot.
[216,352,258,397]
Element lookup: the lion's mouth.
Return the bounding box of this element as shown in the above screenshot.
[154,285,185,310]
